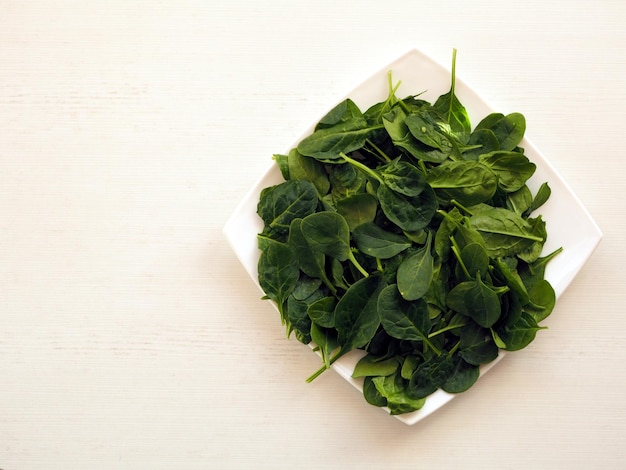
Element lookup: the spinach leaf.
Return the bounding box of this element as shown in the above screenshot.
[426,160,497,206]
[378,284,434,346]
[458,322,499,365]
[301,211,368,277]
[287,295,312,343]
[377,183,437,232]
[257,179,319,239]
[396,233,434,301]
[469,205,544,257]
[372,370,426,415]
[506,185,533,215]
[257,239,299,327]
[528,182,551,213]
[383,107,450,163]
[287,148,330,196]
[463,128,500,160]
[334,273,384,355]
[316,98,362,130]
[408,353,455,399]
[433,49,472,143]
[310,322,339,369]
[353,222,412,259]
[441,356,480,393]
[307,296,336,328]
[405,109,451,152]
[524,279,556,323]
[446,273,502,328]
[490,113,526,151]
[297,117,377,161]
[352,354,400,378]
[479,151,536,192]
[492,312,546,351]
[336,193,377,230]
[288,218,336,294]
[379,159,429,197]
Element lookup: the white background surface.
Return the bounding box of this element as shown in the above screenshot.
[1,1,624,468]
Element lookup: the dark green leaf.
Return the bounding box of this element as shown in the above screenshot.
[396,234,434,301]
[479,151,536,192]
[297,117,373,161]
[377,183,437,232]
[334,273,384,353]
[258,239,299,325]
[287,148,330,196]
[336,193,377,230]
[427,160,497,206]
[493,312,546,351]
[378,284,432,341]
[353,222,412,259]
[257,179,319,239]
[441,356,480,393]
[446,273,502,328]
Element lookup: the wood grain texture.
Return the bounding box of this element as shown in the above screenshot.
[1,1,625,468]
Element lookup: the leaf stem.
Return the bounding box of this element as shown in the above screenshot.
[428,319,469,339]
[450,199,474,216]
[305,349,343,383]
[421,335,441,356]
[450,235,472,279]
[341,153,383,184]
[348,250,369,278]
[365,138,392,163]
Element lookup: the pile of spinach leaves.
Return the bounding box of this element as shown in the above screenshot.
[256,50,561,416]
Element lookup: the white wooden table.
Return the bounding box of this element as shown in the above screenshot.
[1,2,624,468]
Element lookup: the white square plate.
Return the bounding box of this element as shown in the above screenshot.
[223,49,603,425]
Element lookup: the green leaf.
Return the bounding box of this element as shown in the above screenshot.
[288,218,336,294]
[441,356,480,393]
[469,205,544,257]
[382,107,449,163]
[405,109,450,151]
[316,98,362,129]
[525,279,556,323]
[528,182,552,213]
[427,160,497,206]
[310,323,339,369]
[300,211,368,277]
[408,354,455,399]
[396,234,434,301]
[378,284,433,343]
[353,222,412,259]
[458,322,499,365]
[377,184,437,232]
[257,179,319,240]
[493,312,546,351]
[372,371,426,414]
[433,49,472,143]
[307,296,336,328]
[297,117,374,161]
[334,273,384,353]
[352,355,399,378]
[479,151,536,193]
[378,159,429,197]
[287,148,330,196]
[336,193,377,230]
[463,128,500,160]
[446,273,502,328]
[257,239,299,326]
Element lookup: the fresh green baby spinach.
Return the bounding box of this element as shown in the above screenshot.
[256,49,561,416]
